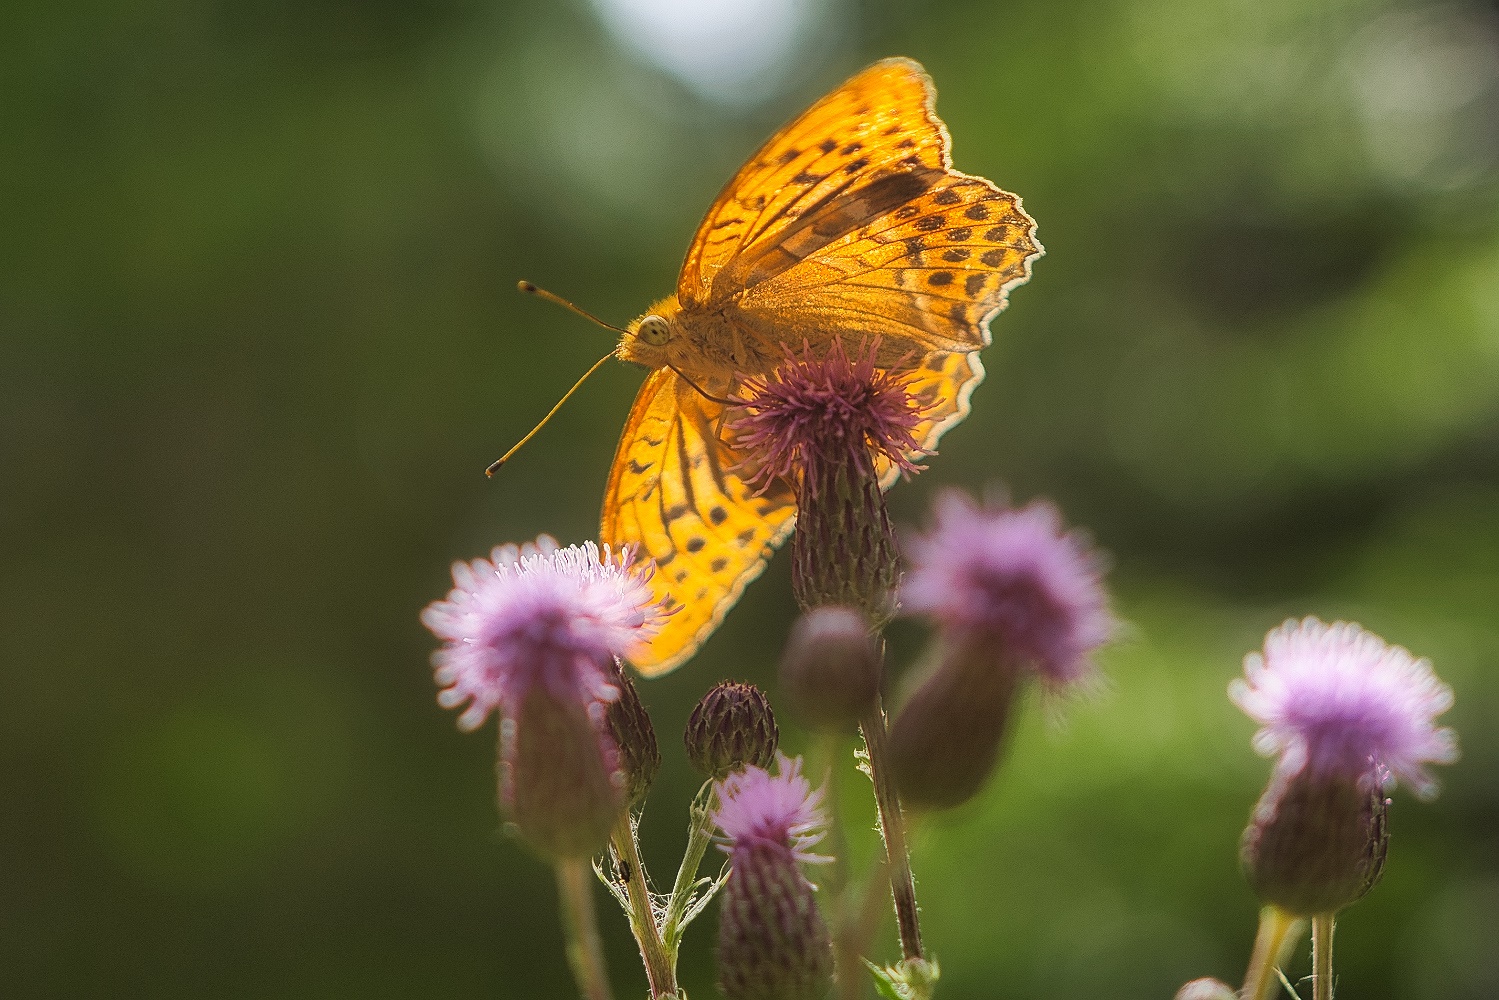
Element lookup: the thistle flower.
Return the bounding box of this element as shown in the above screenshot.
[421,537,661,731]
[729,338,927,617]
[1233,618,1458,916]
[899,489,1113,686]
[685,681,780,779]
[420,536,665,858]
[890,490,1113,811]
[713,756,834,1000]
[1231,618,1458,797]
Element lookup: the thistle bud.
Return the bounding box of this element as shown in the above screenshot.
[505,686,624,859]
[685,681,779,779]
[1174,979,1237,1000]
[886,642,1020,812]
[604,668,660,808]
[1241,769,1390,917]
[780,606,881,732]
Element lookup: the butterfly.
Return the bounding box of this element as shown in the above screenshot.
[600,57,1041,675]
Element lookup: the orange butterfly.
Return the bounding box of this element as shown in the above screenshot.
[596,57,1040,675]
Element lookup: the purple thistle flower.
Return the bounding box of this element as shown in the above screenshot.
[1231,617,1458,799]
[713,755,834,1000]
[420,536,663,731]
[729,338,927,499]
[899,489,1114,686]
[713,754,830,866]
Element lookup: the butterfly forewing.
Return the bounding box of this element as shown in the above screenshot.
[679,58,948,307]
[601,369,796,675]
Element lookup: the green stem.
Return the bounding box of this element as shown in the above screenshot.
[555,857,616,1000]
[661,779,719,956]
[1242,906,1306,1000]
[610,813,676,999]
[861,692,924,961]
[1312,912,1335,1000]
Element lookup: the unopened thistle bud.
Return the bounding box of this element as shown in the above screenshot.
[729,339,926,620]
[604,667,660,808]
[713,756,833,1000]
[780,605,881,733]
[685,681,779,779]
[890,492,1113,811]
[1232,618,1457,916]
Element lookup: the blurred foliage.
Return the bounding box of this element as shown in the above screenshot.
[3,0,1498,997]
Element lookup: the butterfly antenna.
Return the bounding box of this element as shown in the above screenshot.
[517,280,629,335]
[485,348,616,476]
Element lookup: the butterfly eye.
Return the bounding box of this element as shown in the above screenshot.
[637,315,672,347]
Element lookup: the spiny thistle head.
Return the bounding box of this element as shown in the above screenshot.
[420,537,665,857]
[729,338,928,617]
[1234,618,1457,915]
[713,756,833,1000]
[900,489,1114,686]
[421,536,663,731]
[729,338,926,498]
[780,605,881,733]
[684,681,780,779]
[1231,618,1458,797]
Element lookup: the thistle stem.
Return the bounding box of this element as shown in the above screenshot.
[1312,912,1335,1000]
[610,813,676,999]
[555,856,616,1000]
[662,780,718,955]
[860,692,924,961]
[1241,906,1306,1000]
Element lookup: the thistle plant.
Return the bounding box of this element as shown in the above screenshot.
[419,349,1460,1000]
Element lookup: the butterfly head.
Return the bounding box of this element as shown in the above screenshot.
[619,295,684,369]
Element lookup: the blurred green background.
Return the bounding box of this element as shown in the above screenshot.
[4,0,1498,996]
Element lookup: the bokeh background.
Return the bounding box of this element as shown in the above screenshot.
[4,0,1498,996]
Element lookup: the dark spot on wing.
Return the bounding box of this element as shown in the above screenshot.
[981,248,1008,267]
[627,459,650,474]
[792,171,823,185]
[983,226,1009,242]
[948,227,972,241]
[664,504,689,523]
[686,537,706,553]
[896,138,916,149]
[904,237,926,255]
[710,557,728,573]
[894,204,921,219]
[709,505,728,525]
[942,248,971,262]
[914,215,944,232]
[843,157,871,174]
[950,303,968,322]
[777,148,801,165]
[841,142,863,156]
[928,271,954,286]
[737,528,757,544]
[965,273,987,296]
[932,189,961,206]
[965,204,991,221]
[819,138,839,154]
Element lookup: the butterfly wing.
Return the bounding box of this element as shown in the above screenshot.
[678,57,1041,357]
[601,368,796,676]
[879,349,987,487]
[678,57,950,307]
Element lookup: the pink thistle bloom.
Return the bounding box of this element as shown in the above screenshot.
[729,338,927,497]
[420,536,664,731]
[713,754,830,865]
[899,489,1114,685]
[1231,618,1458,799]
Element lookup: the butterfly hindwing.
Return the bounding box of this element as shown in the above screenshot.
[601,368,796,675]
